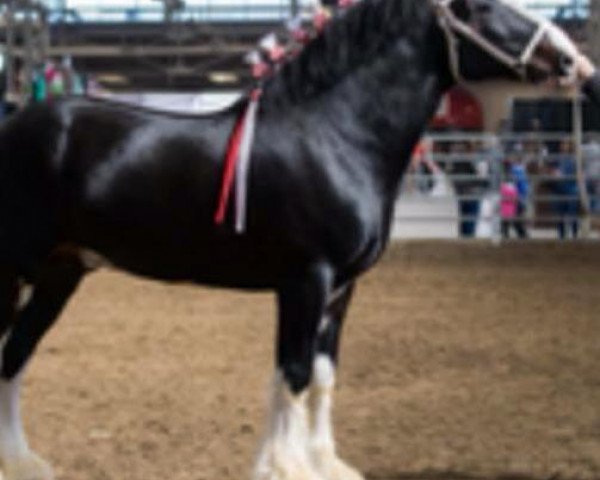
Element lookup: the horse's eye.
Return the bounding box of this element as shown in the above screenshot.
[476,4,492,14]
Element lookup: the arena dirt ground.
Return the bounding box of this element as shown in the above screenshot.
[19,242,600,480]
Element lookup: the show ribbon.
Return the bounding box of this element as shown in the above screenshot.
[234,88,262,233]
[214,106,245,227]
[214,88,262,233]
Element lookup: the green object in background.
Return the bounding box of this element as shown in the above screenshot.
[72,73,85,96]
[32,73,47,102]
[49,73,65,97]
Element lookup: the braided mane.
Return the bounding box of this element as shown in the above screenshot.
[265,0,431,103]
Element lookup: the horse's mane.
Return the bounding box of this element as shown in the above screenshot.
[265,0,429,103]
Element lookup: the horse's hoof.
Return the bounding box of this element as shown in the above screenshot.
[254,454,326,480]
[254,465,328,480]
[2,452,54,480]
[311,451,364,480]
[322,459,364,480]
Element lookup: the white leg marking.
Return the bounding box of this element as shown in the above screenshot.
[0,375,28,461]
[310,356,335,452]
[0,332,53,480]
[309,355,364,480]
[79,249,109,270]
[253,372,324,480]
[16,287,32,312]
[0,375,53,480]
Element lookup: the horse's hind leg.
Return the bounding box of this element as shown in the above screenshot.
[254,263,333,480]
[0,255,84,480]
[309,283,364,480]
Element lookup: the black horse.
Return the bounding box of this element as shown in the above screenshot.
[0,1,587,479]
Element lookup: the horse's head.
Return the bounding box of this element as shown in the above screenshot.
[433,0,582,84]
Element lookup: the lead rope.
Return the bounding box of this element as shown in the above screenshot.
[433,1,464,83]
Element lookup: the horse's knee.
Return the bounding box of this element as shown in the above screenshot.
[282,361,312,395]
[1,256,84,380]
[2,341,30,380]
[277,264,335,395]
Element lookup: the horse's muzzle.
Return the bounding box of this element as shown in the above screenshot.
[541,22,580,85]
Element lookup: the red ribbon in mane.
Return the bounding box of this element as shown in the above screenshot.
[215,0,359,229]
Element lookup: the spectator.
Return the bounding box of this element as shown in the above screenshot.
[408,141,444,194]
[448,141,488,238]
[500,163,521,239]
[510,153,530,238]
[551,139,580,240]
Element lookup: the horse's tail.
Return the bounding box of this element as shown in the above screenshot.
[0,118,14,252]
[0,104,64,277]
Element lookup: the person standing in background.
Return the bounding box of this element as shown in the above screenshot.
[448,141,489,238]
[500,163,520,239]
[551,140,580,240]
[510,154,530,238]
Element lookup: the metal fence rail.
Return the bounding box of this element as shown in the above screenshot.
[44,1,312,23]
[395,132,600,241]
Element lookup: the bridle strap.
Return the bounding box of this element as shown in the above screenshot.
[434,0,464,82]
[519,22,549,67]
[431,0,549,82]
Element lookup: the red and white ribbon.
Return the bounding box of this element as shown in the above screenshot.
[234,88,262,233]
[214,89,262,234]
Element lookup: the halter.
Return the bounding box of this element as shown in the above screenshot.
[431,0,551,83]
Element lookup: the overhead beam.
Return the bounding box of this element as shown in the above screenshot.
[9,43,250,57]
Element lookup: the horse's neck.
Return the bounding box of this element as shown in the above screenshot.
[335,46,449,161]
[261,8,451,192]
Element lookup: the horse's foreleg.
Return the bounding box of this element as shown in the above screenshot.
[309,283,364,480]
[0,375,53,480]
[0,256,84,480]
[253,264,333,480]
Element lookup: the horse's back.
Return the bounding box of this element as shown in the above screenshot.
[0,98,235,278]
[0,96,382,286]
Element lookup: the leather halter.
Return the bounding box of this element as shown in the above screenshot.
[431,0,550,82]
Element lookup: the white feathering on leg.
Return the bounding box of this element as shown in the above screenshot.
[0,328,53,480]
[309,355,364,480]
[254,371,324,480]
[0,375,53,480]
